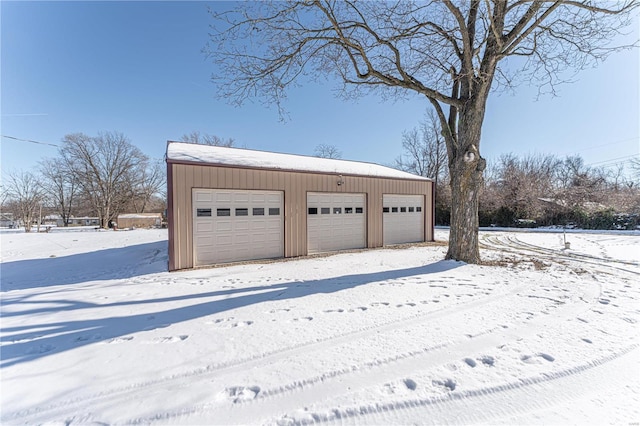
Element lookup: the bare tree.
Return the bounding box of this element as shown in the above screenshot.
[60,132,148,228]
[557,155,608,208]
[630,157,640,184]
[314,143,342,159]
[3,170,44,232]
[207,1,637,263]
[491,153,561,222]
[122,159,166,213]
[395,109,447,184]
[180,131,235,147]
[39,158,78,227]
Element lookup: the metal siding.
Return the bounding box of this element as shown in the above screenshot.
[284,172,293,257]
[168,162,433,270]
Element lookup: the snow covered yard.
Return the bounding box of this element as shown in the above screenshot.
[1,228,639,425]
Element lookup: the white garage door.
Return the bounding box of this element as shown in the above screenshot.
[193,189,283,266]
[383,194,424,245]
[307,192,366,254]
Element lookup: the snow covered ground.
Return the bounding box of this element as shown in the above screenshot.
[1,227,639,425]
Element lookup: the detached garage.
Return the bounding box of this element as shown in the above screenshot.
[166,142,434,271]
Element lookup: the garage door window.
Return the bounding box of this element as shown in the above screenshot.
[307,192,366,254]
[193,189,284,266]
[383,194,424,246]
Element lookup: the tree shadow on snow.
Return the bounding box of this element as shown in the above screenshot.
[0,259,462,368]
[0,241,168,292]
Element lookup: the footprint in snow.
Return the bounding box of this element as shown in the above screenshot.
[75,334,102,343]
[143,324,170,331]
[521,353,555,364]
[403,378,417,391]
[143,335,189,344]
[463,358,477,368]
[219,386,261,403]
[26,344,55,354]
[432,378,456,391]
[268,308,292,314]
[348,307,368,312]
[479,355,495,366]
[206,317,235,326]
[103,336,134,344]
[292,317,313,322]
[323,309,344,313]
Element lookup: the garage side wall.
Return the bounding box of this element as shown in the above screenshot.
[168,162,433,271]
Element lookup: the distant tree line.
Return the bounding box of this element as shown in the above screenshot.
[396,112,640,230]
[1,130,231,232]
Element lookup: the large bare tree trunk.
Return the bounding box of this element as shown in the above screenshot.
[444,104,487,264]
[446,156,482,263]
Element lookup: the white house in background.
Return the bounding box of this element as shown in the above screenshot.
[62,216,100,227]
[0,212,15,228]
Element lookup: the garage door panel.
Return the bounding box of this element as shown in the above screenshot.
[234,193,250,203]
[307,192,366,254]
[266,194,281,203]
[195,192,213,202]
[195,222,213,232]
[195,236,213,247]
[215,192,233,203]
[216,221,232,232]
[193,189,284,266]
[236,235,251,244]
[383,194,424,245]
[236,220,250,231]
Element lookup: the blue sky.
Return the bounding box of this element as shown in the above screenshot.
[2,1,639,177]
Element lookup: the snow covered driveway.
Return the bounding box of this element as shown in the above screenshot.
[1,228,638,425]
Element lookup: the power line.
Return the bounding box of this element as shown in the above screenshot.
[1,135,58,147]
[587,154,639,167]
[561,136,640,157]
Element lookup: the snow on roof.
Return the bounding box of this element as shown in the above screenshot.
[118,213,162,219]
[166,142,431,181]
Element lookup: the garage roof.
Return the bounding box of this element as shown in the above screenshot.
[166,142,431,181]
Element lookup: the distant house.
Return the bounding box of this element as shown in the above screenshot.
[117,213,163,229]
[66,217,100,227]
[0,213,15,228]
[43,214,61,227]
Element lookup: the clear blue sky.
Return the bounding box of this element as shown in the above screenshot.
[2,1,639,177]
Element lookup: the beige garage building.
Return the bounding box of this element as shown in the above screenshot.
[166,142,434,271]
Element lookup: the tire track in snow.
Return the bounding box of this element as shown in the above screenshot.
[1,282,529,425]
[119,276,601,425]
[480,233,639,276]
[274,344,639,426]
[6,235,616,425]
